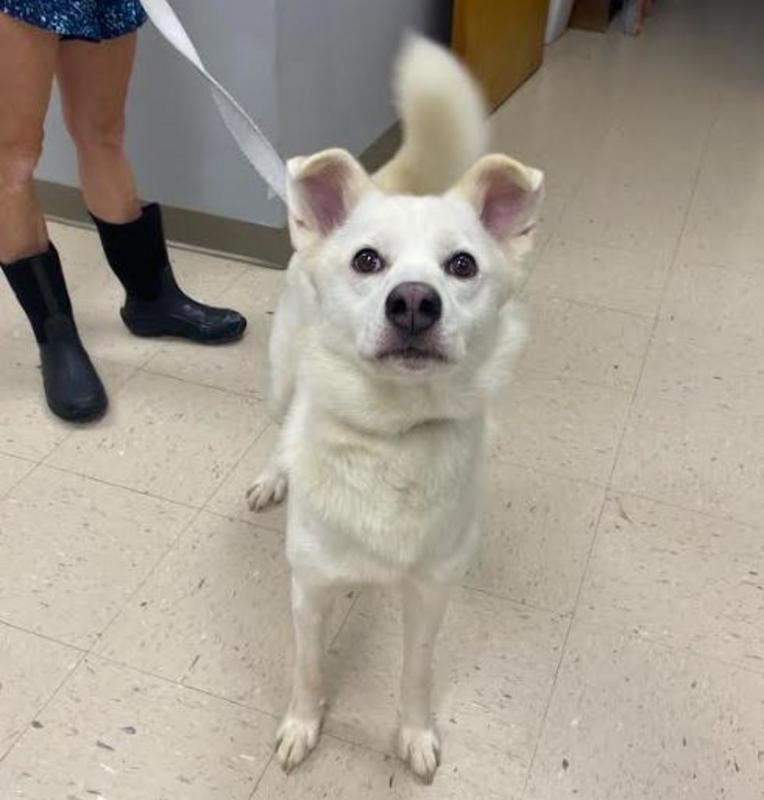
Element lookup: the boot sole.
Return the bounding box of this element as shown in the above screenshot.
[122,313,247,345]
[47,395,108,424]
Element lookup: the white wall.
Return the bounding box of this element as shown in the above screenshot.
[37,0,450,230]
[275,0,450,157]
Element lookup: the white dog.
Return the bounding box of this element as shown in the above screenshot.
[246,35,544,782]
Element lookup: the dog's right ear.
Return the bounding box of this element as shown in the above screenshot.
[287,149,374,250]
[449,154,544,247]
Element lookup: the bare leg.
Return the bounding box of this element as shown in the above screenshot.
[55,31,247,345]
[56,33,140,223]
[398,576,450,783]
[0,14,58,262]
[276,569,335,771]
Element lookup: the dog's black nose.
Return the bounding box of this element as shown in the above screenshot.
[385,282,442,334]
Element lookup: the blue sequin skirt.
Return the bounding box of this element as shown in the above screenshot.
[1,0,147,41]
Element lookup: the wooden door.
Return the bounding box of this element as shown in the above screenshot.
[452,0,550,109]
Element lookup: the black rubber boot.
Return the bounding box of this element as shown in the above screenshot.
[2,245,107,422]
[91,204,247,344]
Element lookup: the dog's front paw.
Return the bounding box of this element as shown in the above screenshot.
[397,726,441,784]
[275,714,322,772]
[246,469,287,512]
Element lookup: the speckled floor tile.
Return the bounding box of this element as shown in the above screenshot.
[0,658,274,800]
[524,622,764,800]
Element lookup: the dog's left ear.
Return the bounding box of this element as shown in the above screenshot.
[287,148,374,250]
[450,154,544,246]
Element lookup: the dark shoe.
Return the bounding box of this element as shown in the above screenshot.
[40,316,108,422]
[91,203,247,344]
[120,265,247,342]
[2,245,107,423]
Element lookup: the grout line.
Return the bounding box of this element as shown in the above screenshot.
[89,651,281,720]
[87,493,298,679]
[38,432,75,467]
[328,589,363,651]
[459,584,573,619]
[104,364,261,398]
[0,616,87,764]
[673,256,764,275]
[512,363,633,395]
[539,234,672,267]
[569,616,764,680]
[0,449,38,466]
[524,290,659,321]
[40,462,203,513]
[518,474,612,799]
[198,419,274,512]
[513,361,641,396]
[134,343,169,373]
[196,261,252,305]
[606,383,764,423]
[138,364,264,402]
[0,460,46,505]
[0,648,88,766]
[0,617,88,656]
[247,752,276,798]
[0,454,40,500]
[544,233,677,265]
[202,507,284,534]
[606,486,764,532]
[90,507,207,654]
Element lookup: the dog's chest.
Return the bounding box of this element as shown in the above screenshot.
[288,412,484,568]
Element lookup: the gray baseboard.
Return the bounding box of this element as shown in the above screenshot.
[360,121,402,173]
[37,181,292,269]
[35,123,401,270]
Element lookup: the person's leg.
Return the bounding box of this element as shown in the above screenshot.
[56,32,140,223]
[0,14,106,422]
[57,35,247,344]
[0,13,55,262]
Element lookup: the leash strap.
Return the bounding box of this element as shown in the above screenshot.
[140,0,288,203]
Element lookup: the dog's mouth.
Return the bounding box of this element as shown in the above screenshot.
[376,346,448,370]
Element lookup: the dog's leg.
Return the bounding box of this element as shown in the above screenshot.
[397,576,450,783]
[247,269,309,513]
[276,569,334,771]
[247,394,301,512]
[246,429,288,512]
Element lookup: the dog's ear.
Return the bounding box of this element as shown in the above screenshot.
[450,154,544,246]
[287,149,374,250]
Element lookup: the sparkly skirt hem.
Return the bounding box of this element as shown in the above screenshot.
[0,1,147,41]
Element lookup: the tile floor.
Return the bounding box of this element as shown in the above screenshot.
[1,0,763,797]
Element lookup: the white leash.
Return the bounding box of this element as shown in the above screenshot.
[140,0,288,204]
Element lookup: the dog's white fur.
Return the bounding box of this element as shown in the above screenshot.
[246,35,544,782]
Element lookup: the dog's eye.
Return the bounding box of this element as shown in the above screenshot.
[352,248,385,274]
[444,251,478,279]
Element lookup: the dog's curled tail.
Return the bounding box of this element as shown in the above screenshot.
[373,34,488,195]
